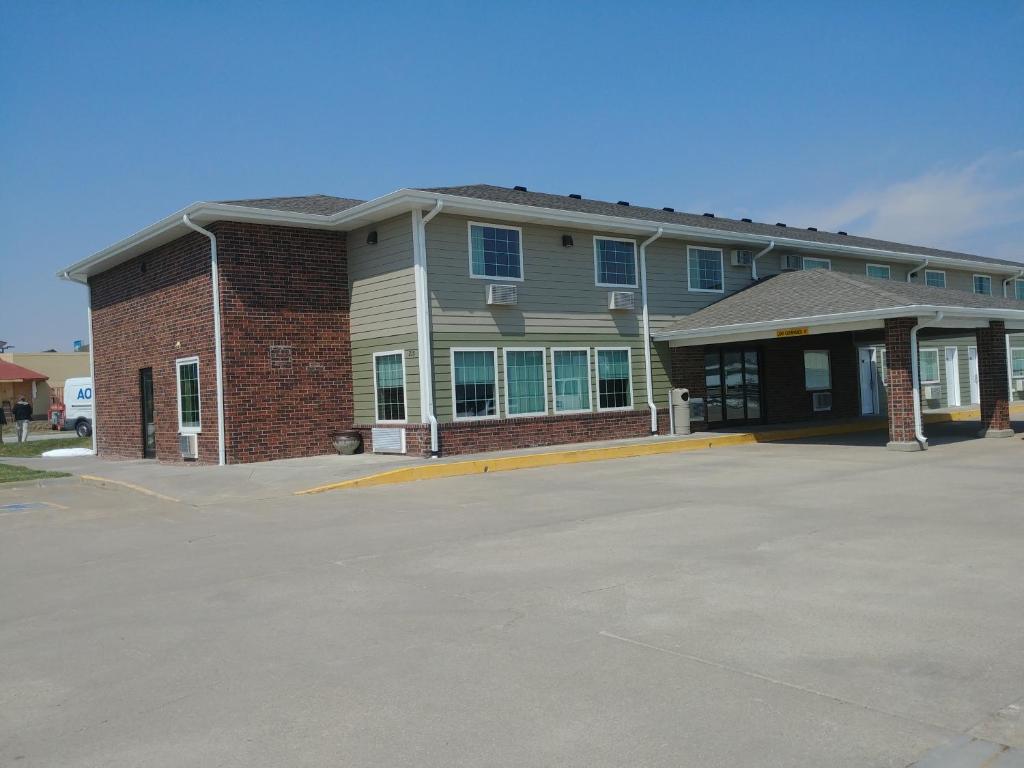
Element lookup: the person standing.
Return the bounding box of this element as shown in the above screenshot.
[14,395,32,443]
[0,401,6,443]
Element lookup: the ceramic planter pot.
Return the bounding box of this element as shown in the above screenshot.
[333,430,362,455]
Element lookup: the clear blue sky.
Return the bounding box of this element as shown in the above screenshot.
[2,1,1023,352]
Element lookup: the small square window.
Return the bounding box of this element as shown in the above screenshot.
[687,247,724,292]
[925,270,946,289]
[974,275,992,296]
[594,238,637,287]
[469,223,522,281]
[866,264,891,280]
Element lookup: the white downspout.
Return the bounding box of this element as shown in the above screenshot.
[182,215,227,466]
[1002,268,1024,298]
[909,311,944,448]
[639,227,663,433]
[87,305,96,454]
[750,240,775,281]
[412,200,443,456]
[907,259,929,283]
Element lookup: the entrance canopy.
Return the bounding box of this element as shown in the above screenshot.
[0,360,48,384]
[653,270,1024,346]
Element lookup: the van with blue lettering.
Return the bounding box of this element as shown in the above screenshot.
[62,377,94,437]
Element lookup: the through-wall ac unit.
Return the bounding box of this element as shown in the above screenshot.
[179,433,198,459]
[780,254,802,271]
[486,283,518,306]
[1014,377,1024,393]
[812,391,833,412]
[922,385,941,401]
[372,427,406,455]
[731,249,754,267]
[608,290,636,311]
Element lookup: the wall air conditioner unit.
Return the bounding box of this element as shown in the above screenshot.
[179,433,198,460]
[1014,377,1024,393]
[780,254,802,271]
[922,385,941,401]
[731,249,754,267]
[371,427,406,454]
[812,391,833,412]
[608,291,636,311]
[486,284,518,306]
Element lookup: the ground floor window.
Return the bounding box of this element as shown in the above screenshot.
[552,349,591,413]
[705,348,762,424]
[504,348,547,416]
[175,357,201,432]
[452,349,498,419]
[1010,348,1024,377]
[919,348,940,384]
[596,348,632,410]
[803,350,831,391]
[373,351,406,421]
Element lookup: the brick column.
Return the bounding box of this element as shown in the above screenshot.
[884,317,923,451]
[976,320,1014,438]
[670,345,707,430]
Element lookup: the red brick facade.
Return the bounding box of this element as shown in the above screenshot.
[976,320,1011,435]
[884,317,918,446]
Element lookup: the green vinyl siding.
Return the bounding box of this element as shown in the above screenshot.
[352,333,420,423]
[348,214,416,342]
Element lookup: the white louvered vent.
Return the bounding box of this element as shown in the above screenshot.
[812,391,833,412]
[486,284,518,306]
[372,427,406,454]
[731,249,754,267]
[781,254,802,271]
[179,433,198,459]
[608,291,636,311]
[922,385,941,401]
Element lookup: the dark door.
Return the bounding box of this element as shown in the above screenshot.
[704,348,763,426]
[139,368,155,459]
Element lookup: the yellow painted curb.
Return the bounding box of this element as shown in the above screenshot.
[79,475,180,503]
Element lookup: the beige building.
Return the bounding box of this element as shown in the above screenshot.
[0,352,90,417]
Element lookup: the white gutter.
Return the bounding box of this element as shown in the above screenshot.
[750,240,775,281]
[909,312,944,448]
[1003,268,1024,298]
[906,258,929,283]
[412,200,444,456]
[639,227,663,433]
[181,215,227,466]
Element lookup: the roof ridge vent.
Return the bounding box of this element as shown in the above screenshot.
[837,231,848,235]
[807,227,818,231]
[775,222,787,227]
[741,218,752,223]
[617,200,630,206]
[702,213,715,218]
[662,207,675,212]
[513,185,527,192]
[568,193,582,199]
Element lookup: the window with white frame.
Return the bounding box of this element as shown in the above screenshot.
[919,348,940,384]
[925,270,946,288]
[373,351,406,421]
[803,350,831,391]
[1015,279,1024,301]
[686,247,724,292]
[504,349,547,416]
[866,264,891,280]
[468,222,523,281]
[973,274,992,295]
[552,348,591,413]
[176,357,201,432]
[452,349,498,419]
[1010,348,1024,378]
[802,257,831,270]
[596,348,632,410]
[594,237,637,287]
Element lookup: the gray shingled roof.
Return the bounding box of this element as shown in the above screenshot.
[219,194,365,215]
[657,269,1024,334]
[419,184,1024,269]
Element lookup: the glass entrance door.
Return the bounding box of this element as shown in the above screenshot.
[705,348,762,426]
[139,368,156,459]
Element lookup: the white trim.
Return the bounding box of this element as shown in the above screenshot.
[802,257,832,271]
[87,306,96,453]
[450,347,500,421]
[594,347,634,412]
[372,350,408,424]
[973,274,993,296]
[865,263,891,280]
[551,347,593,414]
[924,269,947,288]
[593,236,639,288]
[686,246,725,293]
[944,346,961,407]
[175,356,201,434]
[918,347,940,385]
[1014,279,1024,301]
[467,221,524,282]
[502,347,548,418]
[803,349,832,392]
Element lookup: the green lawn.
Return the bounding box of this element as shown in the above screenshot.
[0,464,70,483]
[0,436,91,458]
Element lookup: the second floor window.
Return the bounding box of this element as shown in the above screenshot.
[802,257,831,270]
[1016,279,1024,301]
[974,275,992,296]
[469,223,522,280]
[594,237,637,287]
[866,264,891,280]
[925,270,946,288]
[687,247,724,292]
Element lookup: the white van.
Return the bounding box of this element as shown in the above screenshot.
[63,377,94,437]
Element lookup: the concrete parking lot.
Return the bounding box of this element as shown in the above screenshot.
[2,425,1023,767]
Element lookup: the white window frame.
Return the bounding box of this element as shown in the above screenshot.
[1014,279,1024,301]
[450,347,500,421]
[919,347,941,385]
[686,246,725,294]
[924,269,947,288]
[502,347,548,418]
[551,347,593,414]
[594,347,634,412]
[372,350,408,424]
[1011,347,1024,377]
[467,221,524,282]
[175,356,201,434]
[973,274,993,296]
[593,236,638,288]
[865,263,891,280]
[802,257,832,271]
[803,350,831,392]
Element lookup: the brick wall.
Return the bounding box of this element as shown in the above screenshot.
[976,320,1011,433]
[885,317,917,444]
[762,334,859,422]
[670,346,708,429]
[215,222,351,463]
[90,232,218,462]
